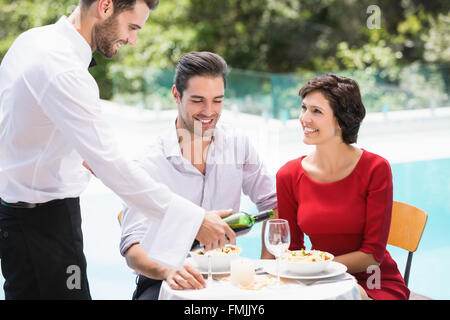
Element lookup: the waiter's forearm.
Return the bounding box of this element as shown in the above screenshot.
[88,157,170,219]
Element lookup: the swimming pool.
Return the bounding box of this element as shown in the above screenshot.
[238,157,450,300]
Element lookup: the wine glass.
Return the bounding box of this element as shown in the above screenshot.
[264,219,290,286]
[207,250,213,285]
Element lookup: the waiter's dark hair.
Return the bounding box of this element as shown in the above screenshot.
[80,0,159,13]
[299,73,366,145]
[174,51,228,98]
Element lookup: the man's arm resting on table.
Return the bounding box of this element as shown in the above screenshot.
[124,243,206,290]
[124,243,169,281]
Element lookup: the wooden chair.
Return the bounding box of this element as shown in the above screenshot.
[387,201,428,289]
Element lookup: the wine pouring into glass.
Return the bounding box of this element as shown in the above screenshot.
[264,219,290,287]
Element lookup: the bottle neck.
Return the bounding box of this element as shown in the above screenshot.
[253,209,274,223]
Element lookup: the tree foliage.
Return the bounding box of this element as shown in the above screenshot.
[0,0,448,100]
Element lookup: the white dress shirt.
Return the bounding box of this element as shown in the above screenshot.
[120,122,278,257]
[0,16,204,269]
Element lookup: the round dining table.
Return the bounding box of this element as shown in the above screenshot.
[158,259,361,300]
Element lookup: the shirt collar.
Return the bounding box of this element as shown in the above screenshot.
[55,16,93,69]
[162,120,183,159]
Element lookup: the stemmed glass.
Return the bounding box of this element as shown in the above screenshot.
[264,219,290,286]
[207,250,213,285]
[200,245,214,286]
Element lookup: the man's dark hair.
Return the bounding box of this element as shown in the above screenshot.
[299,73,366,145]
[80,0,159,13]
[174,51,228,98]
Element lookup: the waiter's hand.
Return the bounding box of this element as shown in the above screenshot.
[196,209,235,251]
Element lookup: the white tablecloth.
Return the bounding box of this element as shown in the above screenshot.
[158,259,361,300]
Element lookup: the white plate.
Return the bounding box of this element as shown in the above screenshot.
[263,261,347,280]
[185,257,231,275]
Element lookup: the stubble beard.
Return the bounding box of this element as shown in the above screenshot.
[93,15,120,59]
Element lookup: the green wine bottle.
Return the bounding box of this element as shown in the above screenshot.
[190,209,275,251]
[222,209,275,236]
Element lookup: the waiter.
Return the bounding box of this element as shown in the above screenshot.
[0,0,235,299]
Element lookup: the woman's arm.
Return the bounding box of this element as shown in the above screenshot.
[333,251,379,274]
[337,157,393,274]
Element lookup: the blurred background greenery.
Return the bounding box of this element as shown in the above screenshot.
[1,0,448,118]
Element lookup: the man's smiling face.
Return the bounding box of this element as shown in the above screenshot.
[174,75,225,137]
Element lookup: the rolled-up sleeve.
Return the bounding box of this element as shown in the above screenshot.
[119,205,147,257]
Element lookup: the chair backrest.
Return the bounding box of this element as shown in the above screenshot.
[387,201,428,252]
[118,210,123,226]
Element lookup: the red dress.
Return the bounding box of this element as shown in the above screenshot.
[276,149,410,300]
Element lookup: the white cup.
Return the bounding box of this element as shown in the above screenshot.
[230,258,255,287]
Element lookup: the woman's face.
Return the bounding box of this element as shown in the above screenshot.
[299,90,342,145]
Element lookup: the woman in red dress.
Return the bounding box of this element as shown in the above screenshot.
[276,74,409,300]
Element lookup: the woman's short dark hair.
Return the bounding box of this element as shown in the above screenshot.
[174,51,228,98]
[81,0,159,13]
[299,73,366,145]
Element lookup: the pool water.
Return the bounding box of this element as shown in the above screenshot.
[390,158,450,299]
[238,157,450,300]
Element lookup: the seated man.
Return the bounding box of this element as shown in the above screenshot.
[119,51,278,300]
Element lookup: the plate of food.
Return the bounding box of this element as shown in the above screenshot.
[279,249,335,275]
[189,244,242,273]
